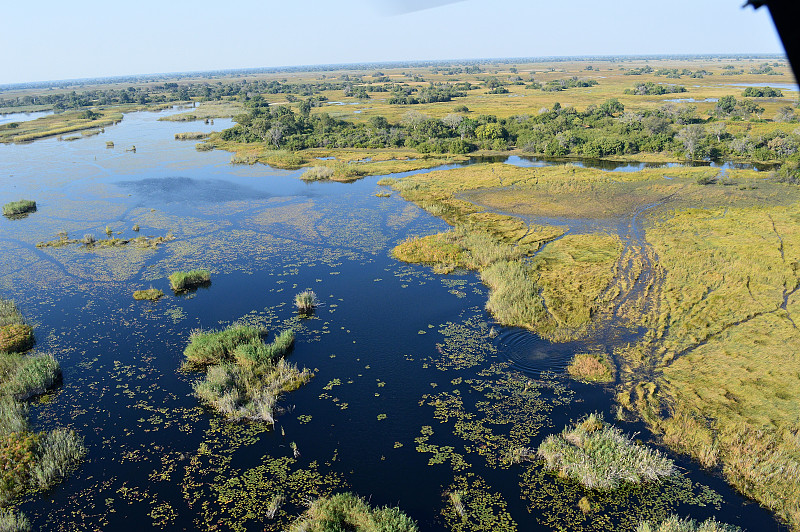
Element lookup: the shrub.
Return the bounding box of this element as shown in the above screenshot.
[567,353,613,382]
[0,431,39,505]
[133,288,164,301]
[2,200,36,217]
[537,413,675,489]
[168,269,211,291]
[82,234,96,245]
[294,290,319,313]
[0,324,34,354]
[290,492,419,532]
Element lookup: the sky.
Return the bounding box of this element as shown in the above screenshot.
[0,0,785,85]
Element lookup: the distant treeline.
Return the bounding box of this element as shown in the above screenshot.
[1,55,784,91]
[220,96,799,164]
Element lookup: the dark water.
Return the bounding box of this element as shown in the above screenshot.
[0,110,786,531]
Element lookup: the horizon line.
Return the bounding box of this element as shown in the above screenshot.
[0,52,788,91]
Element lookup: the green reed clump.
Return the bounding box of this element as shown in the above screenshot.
[537,413,675,489]
[0,509,31,532]
[185,324,309,423]
[294,290,319,313]
[290,492,419,532]
[0,301,24,329]
[233,329,295,367]
[27,428,86,490]
[182,325,263,369]
[636,515,741,532]
[0,398,28,436]
[2,200,36,217]
[0,353,60,401]
[132,288,164,301]
[0,300,85,510]
[168,269,211,291]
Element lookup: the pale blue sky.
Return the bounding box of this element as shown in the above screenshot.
[1,0,784,84]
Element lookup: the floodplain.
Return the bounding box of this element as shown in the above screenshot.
[0,56,798,531]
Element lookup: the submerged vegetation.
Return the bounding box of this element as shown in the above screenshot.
[37,230,174,250]
[289,493,419,532]
[183,324,309,423]
[2,200,36,217]
[168,269,211,291]
[536,413,675,489]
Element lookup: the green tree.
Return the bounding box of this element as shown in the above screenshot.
[715,95,737,116]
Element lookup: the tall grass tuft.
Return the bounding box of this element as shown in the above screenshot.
[2,200,36,217]
[182,325,263,369]
[290,492,419,532]
[168,269,211,291]
[0,300,24,328]
[301,166,335,181]
[0,397,29,435]
[0,509,31,532]
[29,428,86,490]
[537,413,675,489]
[636,515,742,532]
[567,353,614,382]
[3,353,61,401]
[294,291,319,313]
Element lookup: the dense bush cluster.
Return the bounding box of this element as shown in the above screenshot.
[221,93,800,163]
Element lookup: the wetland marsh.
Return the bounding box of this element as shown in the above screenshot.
[1,57,798,531]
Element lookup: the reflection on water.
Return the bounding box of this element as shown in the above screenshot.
[0,110,54,125]
[469,154,776,173]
